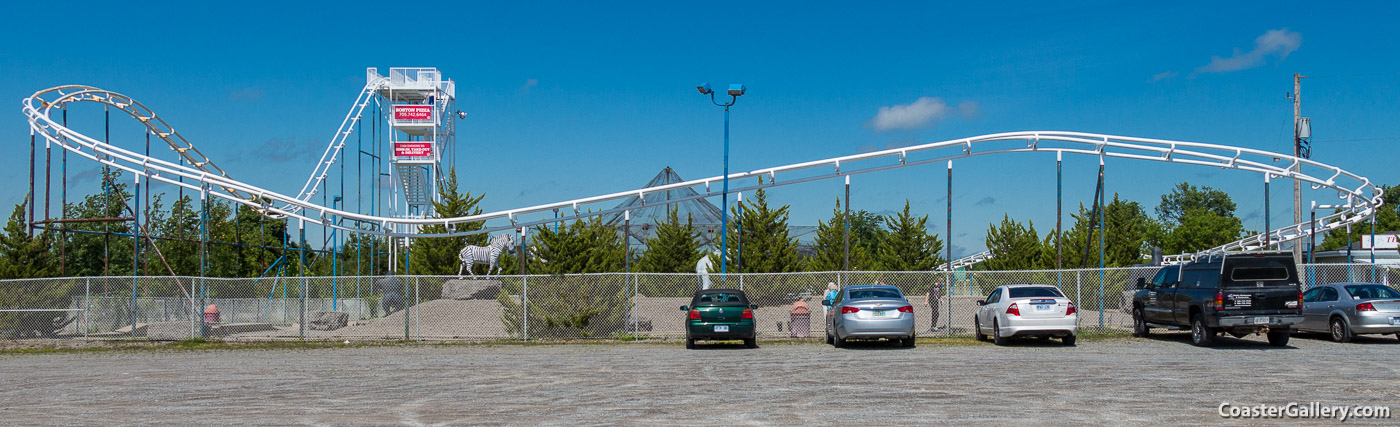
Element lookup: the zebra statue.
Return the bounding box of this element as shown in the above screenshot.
[458,233,515,278]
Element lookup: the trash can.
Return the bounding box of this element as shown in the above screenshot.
[203,304,220,323]
[789,301,811,338]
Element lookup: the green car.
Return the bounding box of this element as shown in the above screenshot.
[681,289,758,349]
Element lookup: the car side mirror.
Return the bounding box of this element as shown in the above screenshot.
[1136,278,1147,289]
[749,304,758,309]
[976,300,986,306]
[679,305,689,311]
[821,300,832,307]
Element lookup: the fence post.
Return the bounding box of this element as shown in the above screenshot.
[414,278,420,340]
[1098,270,1105,331]
[945,270,953,337]
[83,278,90,343]
[1075,271,1082,329]
[403,277,410,341]
[523,276,529,341]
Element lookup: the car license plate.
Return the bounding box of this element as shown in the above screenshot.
[1252,316,1269,325]
[872,310,885,316]
[1390,317,1400,325]
[714,325,729,332]
[1035,304,1052,311]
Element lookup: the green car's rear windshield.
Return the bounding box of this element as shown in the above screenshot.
[694,292,749,306]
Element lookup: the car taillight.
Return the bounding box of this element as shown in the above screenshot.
[741,308,754,319]
[1357,302,1376,312]
[1215,292,1224,311]
[897,305,913,313]
[1298,291,1305,309]
[841,307,860,314]
[1006,303,1020,316]
[689,309,700,320]
[1066,302,1076,316]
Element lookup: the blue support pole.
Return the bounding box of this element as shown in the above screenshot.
[720,105,730,278]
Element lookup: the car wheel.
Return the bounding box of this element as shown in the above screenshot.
[992,319,1008,346]
[1190,313,1216,347]
[1329,317,1353,343]
[1062,334,1076,346]
[833,333,845,348]
[974,317,987,341]
[1132,308,1150,338]
[1268,328,1291,346]
[745,337,757,349]
[685,338,695,350]
[903,336,916,348]
[826,332,834,345]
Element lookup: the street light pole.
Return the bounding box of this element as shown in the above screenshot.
[698,83,746,277]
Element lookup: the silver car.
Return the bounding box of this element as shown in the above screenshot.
[975,284,1078,346]
[1297,282,1400,342]
[823,284,916,348]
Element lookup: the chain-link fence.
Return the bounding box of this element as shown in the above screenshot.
[2,263,1396,342]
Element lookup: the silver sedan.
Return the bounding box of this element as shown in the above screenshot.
[823,284,916,348]
[1297,282,1400,342]
[974,284,1078,346]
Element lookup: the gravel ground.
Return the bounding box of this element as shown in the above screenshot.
[1,332,1397,426]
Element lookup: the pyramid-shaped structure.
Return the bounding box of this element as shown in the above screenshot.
[603,167,819,251]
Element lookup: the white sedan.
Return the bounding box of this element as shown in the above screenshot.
[974,284,1078,346]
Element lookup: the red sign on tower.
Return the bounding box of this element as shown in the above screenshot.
[394,142,433,157]
[394,105,433,120]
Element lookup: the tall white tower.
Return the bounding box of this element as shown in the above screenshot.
[368,67,457,235]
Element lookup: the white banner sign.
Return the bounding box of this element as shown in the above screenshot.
[1361,233,1399,250]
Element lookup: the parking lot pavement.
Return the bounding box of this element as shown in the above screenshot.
[1,333,1396,425]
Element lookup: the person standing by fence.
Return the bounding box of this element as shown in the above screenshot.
[928,279,942,332]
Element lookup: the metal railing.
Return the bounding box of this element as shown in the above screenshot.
[2,264,1394,342]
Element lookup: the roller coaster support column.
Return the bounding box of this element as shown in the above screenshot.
[1098,156,1106,330]
[1265,174,1272,250]
[200,184,209,337]
[1056,151,1063,285]
[843,176,850,286]
[132,172,140,335]
[299,218,307,339]
[945,161,953,337]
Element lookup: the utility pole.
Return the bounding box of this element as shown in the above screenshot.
[1291,73,1304,264]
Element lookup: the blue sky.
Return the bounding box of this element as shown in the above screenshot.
[3,1,1398,257]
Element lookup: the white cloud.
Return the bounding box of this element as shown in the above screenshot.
[866,97,957,132]
[521,78,539,92]
[1196,29,1302,74]
[1151,71,1178,82]
[957,100,979,119]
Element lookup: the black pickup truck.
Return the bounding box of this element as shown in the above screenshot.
[1131,252,1304,347]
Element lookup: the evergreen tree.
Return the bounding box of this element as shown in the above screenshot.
[710,185,802,273]
[0,197,56,279]
[528,215,629,274]
[807,200,873,271]
[635,208,702,273]
[410,167,487,276]
[980,214,1050,271]
[874,201,945,271]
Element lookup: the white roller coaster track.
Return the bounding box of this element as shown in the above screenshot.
[22,85,1385,263]
[288,77,388,215]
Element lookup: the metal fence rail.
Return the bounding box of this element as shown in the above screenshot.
[1,263,1394,342]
